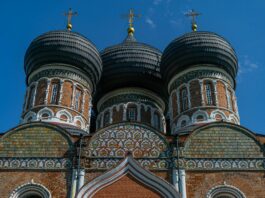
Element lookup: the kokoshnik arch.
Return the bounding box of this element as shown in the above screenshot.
[0,8,264,198]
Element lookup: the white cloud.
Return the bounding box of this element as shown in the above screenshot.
[238,55,259,75]
[153,0,162,5]
[145,17,156,28]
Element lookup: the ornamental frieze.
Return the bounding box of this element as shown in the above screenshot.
[82,157,265,171]
[169,70,232,93]
[99,94,160,112]
[29,68,91,88]
[0,158,72,170]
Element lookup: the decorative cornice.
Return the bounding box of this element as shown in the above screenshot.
[28,65,92,91]
[97,88,165,112]
[82,157,265,171]
[168,66,234,93]
[0,158,72,170]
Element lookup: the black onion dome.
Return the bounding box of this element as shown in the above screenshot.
[97,34,165,99]
[161,31,238,84]
[24,30,102,90]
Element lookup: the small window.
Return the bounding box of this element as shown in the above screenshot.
[181,120,187,127]
[181,88,188,111]
[205,83,213,105]
[127,107,136,121]
[74,89,82,111]
[50,84,59,104]
[154,113,160,130]
[103,111,110,126]
[41,113,49,119]
[215,114,223,121]
[76,120,82,127]
[196,115,205,122]
[60,114,68,121]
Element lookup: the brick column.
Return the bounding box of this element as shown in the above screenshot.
[109,107,113,124]
[81,91,86,113]
[122,104,127,121]
[225,83,231,110]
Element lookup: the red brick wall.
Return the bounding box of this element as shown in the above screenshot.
[35,79,47,106]
[93,174,162,198]
[141,106,151,124]
[217,81,228,108]
[61,80,73,107]
[0,171,71,198]
[190,80,201,108]
[186,171,265,198]
[171,92,178,118]
[112,106,123,123]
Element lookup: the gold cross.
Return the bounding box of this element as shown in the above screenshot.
[185,9,201,31]
[64,8,78,31]
[122,9,141,28]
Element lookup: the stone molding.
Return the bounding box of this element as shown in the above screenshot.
[9,180,51,198]
[206,183,246,198]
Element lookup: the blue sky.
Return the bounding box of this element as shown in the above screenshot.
[1,0,264,134]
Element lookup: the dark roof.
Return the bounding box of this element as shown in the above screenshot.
[161,31,238,85]
[24,30,102,91]
[96,34,166,101]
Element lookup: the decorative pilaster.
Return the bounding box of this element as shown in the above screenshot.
[172,169,179,192]
[23,87,30,112]
[151,108,155,126]
[58,79,64,105]
[187,83,191,109]
[199,79,205,106]
[109,107,113,124]
[100,114,103,128]
[71,83,77,108]
[180,169,187,198]
[176,90,180,115]
[213,80,219,106]
[225,83,231,110]
[122,104,127,121]
[81,91,86,113]
[32,82,39,107]
[44,79,51,105]
[137,104,141,122]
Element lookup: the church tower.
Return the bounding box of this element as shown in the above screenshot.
[161,11,240,134]
[21,12,102,132]
[95,10,167,134]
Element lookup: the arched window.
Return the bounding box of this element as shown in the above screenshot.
[127,106,137,121]
[103,111,110,126]
[74,89,82,111]
[207,184,246,198]
[41,113,49,119]
[50,83,59,104]
[9,181,51,198]
[181,88,188,111]
[153,112,160,130]
[181,120,187,127]
[205,82,214,105]
[196,115,205,122]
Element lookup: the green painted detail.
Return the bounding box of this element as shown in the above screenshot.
[183,126,263,158]
[0,126,73,157]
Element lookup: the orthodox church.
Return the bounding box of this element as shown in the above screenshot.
[0,9,264,198]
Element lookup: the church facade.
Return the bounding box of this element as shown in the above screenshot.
[0,10,265,198]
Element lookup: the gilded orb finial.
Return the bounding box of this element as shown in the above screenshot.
[64,8,78,31]
[185,9,201,31]
[122,9,141,35]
